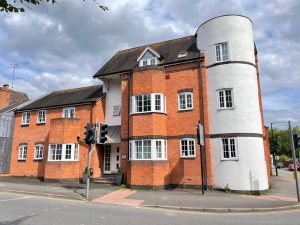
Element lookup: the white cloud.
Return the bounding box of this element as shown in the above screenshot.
[0,0,299,125]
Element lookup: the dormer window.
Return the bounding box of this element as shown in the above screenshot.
[137,47,160,67]
[177,52,187,58]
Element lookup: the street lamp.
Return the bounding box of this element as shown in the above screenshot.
[270,121,300,202]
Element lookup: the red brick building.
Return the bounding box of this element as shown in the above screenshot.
[9,15,271,191]
[10,86,105,181]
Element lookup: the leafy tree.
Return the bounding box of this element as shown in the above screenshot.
[269,126,300,157]
[0,0,108,13]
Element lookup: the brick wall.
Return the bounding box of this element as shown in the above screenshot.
[121,60,212,187]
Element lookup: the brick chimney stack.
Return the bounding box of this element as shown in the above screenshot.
[0,84,11,109]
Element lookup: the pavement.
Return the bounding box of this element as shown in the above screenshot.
[0,168,299,213]
[2,192,300,225]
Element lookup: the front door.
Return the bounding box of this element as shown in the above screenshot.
[103,144,120,174]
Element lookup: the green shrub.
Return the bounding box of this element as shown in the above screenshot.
[279,154,289,161]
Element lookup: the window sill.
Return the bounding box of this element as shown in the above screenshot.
[180,156,196,159]
[33,159,43,162]
[217,107,235,111]
[36,122,46,126]
[130,112,167,116]
[216,59,230,63]
[21,124,29,127]
[47,160,79,163]
[178,108,193,112]
[221,158,239,161]
[17,159,26,162]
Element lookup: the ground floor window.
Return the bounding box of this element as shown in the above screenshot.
[129,139,167,160]
[18,144,27,160]
[48,143,79,161]
[180,139,196,158]
[222,138,237,160]
[34,144,44,160]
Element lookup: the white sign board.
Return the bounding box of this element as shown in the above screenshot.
[197,123,205,146]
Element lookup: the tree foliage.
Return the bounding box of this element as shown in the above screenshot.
[0,0,108,13]
[268,126,300,157]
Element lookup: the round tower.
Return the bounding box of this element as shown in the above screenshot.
[196,15,268,191]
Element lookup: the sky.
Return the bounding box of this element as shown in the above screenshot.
[0,0,299,127]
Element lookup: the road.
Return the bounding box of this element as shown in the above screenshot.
[0,192,300,225]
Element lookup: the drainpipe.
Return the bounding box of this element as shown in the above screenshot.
[127,72,131,157]
[198,51,208,190]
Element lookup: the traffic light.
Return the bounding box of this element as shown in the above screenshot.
[99,123,108,144]
[84,124,95,145]
[293,134,299,149]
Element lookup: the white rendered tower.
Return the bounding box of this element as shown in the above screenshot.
[197,15,268,191]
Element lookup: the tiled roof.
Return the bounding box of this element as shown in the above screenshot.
[10,90,28,104]
[17,85,104,112]
[94,35,200,78]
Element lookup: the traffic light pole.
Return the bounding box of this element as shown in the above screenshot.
[86,128,97,200]
[288,121,300,202]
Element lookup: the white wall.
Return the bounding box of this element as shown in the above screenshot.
[103,78,121,126]
[212,137,268,191]
[197,15,268,191]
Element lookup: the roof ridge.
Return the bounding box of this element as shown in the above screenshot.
[118,35,195,53]
[52,84,102,94]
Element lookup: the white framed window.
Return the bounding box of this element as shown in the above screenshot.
[113,105,121,116]
[21,112,30,125]
[48,143,79,161]
[62,107,75,118]
[129,139,167,160]
[18,144,27,160]
[180,139,196,158]
[139,57,158,67]
[130,93,166,114]
[218,89,233,109]
[37,110,46,124]
[215,42,229,62]
[34,144,44,160]
[178,92,193,111]
[221,138,238,160]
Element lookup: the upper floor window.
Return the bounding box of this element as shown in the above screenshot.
[22,112,30,125]
[129,139,167,160]
[139,57,158,67]
[218,89,233,109]
[222,138,237,160]
[37,110,46,124]
[130,93,166,114]
[137,47,160,67]
[18,144,27,160]
[48,143,79,161]
[180,139,196,158]
[178,92,193,111]
[215,42,229,62]
[63,107,75,118]
[34,144,44,160]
